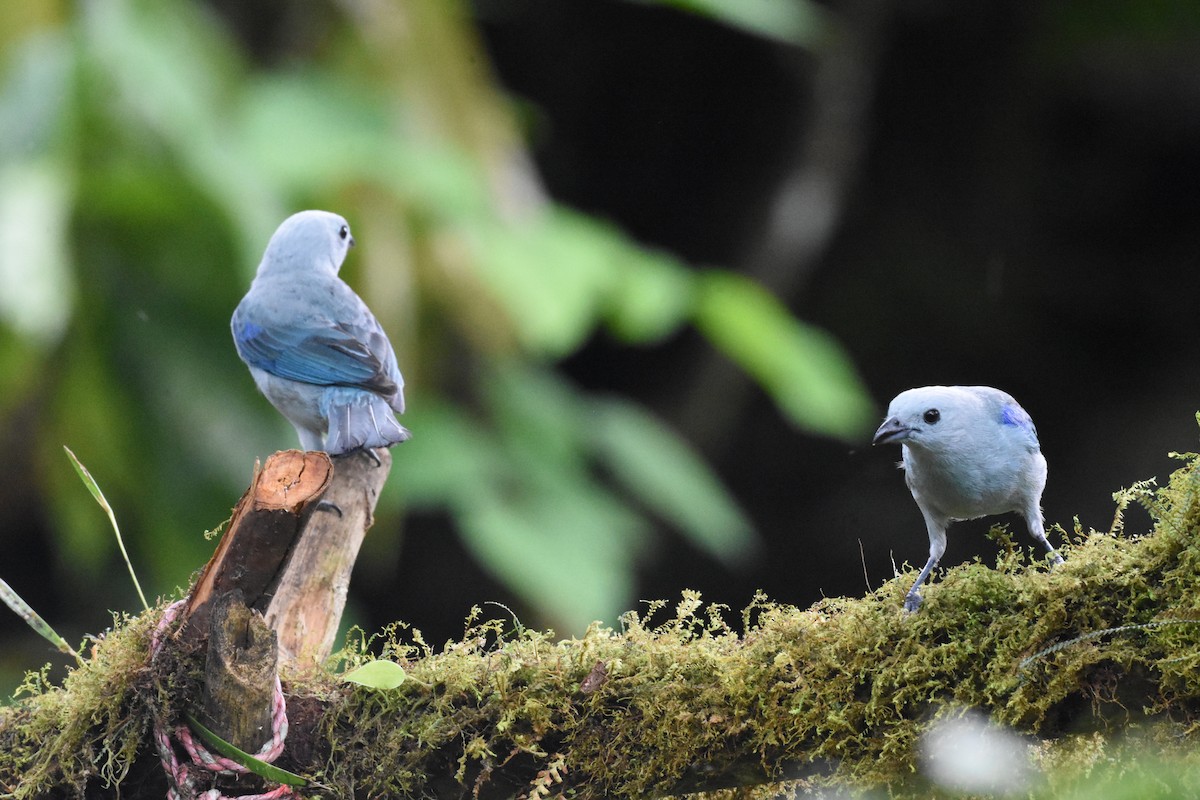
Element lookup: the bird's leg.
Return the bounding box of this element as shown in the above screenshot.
[906,518,947,612]
[904,554,938,613]
[1037,534,1064,565]
[1029,526,1064,565]
[1024,510,1064,566]
[316,500,344,518]
[362,447,382,468]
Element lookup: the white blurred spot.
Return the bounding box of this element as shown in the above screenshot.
[920,709,1033,796]
[0,160,73,345]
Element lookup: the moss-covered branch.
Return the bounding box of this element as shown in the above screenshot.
[4,452,1200,798]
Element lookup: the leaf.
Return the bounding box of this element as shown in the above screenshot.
[456,480,645,631]
[0,578,82,666]
[63,446,149,610]
[605,242,694,343]
[80,0,282,262]
[589,397,757,563]
[471,215,616,357]
[342,659,409,690]
[634,0,829,48]
[184,713,308,787]
[692,271,874,441]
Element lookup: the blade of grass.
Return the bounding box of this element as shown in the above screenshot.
[63,446,149,610]
[0,577,83,666]
[184,713,309,787]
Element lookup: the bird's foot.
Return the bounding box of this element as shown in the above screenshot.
[362,447,382,468]
[317,500,344,518]
[1050,552,1065,566]
[903,592,923,613]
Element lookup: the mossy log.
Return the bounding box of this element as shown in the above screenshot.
[3,453,1200,798]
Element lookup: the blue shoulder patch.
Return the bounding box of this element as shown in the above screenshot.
[1001,403,1039,442]
[233,319,264,344]
[1001,404,1025,427]
[998,402,1027,429]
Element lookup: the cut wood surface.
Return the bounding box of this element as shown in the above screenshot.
[182,450,333,638]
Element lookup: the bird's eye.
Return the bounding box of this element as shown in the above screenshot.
[338,225,350,241]
[923,409,940,425]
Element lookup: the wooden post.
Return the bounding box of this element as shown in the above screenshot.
[171,443,391,768]
[183,450,334,639]
[200,591,278,752]
[265,449,392,668]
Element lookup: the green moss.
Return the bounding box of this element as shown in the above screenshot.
[0,608,179,798]
[4,450,1200,798]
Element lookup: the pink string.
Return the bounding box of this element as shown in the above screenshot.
[151,600,297,800]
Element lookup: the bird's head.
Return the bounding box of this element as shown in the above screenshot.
[872,385,979,450]
[259,210,355,277]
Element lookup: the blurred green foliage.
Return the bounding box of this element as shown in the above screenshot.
[0,0,871,660]
[635,0,831,47]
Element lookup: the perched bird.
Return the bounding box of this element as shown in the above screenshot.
[872,385,1062,612]
[231,210,410,456]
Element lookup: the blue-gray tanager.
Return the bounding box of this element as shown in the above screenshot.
[231,210,411,456]
[872,386,1063,612]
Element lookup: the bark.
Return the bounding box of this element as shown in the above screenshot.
[200,590,278,752]
[182,450,333,640]
[264,449,392,668]
[180,448,389,667]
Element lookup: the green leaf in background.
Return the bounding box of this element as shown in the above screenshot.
[80,0,281,261]
[342,659,409,690]
[0,30,73,159]
[589,397,758,563]
[456,478,648,633]
[603,241,695,344]
[0,35,75,414]
[472,217,615,357]
[424,363,762,629]
[693,270,874,441]
[636,0,830,48]
[455,364,651,629]
[471,210,695,357]
[240,74,393,195]
[387,404,504,509]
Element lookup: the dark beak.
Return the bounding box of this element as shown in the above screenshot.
[872,417,912,446]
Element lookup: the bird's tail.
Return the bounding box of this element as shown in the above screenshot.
[324,388,412,455]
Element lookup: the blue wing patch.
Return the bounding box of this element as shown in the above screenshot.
[1001,402,1040,445]
[1000,404,1025,427]
[232,309,398,395]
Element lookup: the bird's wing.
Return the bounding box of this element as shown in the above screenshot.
[1001,402,1040,447]
[233,306,400,397]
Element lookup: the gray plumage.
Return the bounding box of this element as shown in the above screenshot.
[231,210,410,455]
[873,385,1062,612]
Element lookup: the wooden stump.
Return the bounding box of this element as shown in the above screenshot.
[201,591,278,751]
[265,448,392,668]
[183,450,334,638]
[173,446,392,748]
